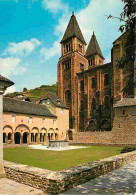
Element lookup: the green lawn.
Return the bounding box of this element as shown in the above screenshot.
[3,146,123,171]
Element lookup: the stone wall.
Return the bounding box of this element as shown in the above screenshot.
[4,151,136,194]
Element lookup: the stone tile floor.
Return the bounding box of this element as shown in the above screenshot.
[0,178,47,195]
[61,162,136,195]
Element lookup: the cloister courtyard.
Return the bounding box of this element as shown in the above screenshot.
[3,145,123,171]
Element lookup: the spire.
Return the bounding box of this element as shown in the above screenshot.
[86,32,104,59]
[61,13,86,44]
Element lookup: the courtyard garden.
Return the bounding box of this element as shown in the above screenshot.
[3,146,123,171]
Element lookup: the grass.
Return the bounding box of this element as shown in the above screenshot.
[3,146,123,171]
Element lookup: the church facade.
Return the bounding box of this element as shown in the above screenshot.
[58,13,136,145]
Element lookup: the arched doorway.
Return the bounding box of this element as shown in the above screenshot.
[3,133,6,143]
[14,132,21,144]
[23,132,28,144]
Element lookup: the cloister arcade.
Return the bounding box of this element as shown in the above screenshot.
[3,125,59,144]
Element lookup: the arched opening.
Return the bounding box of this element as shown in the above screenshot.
[43,133,46,142]
[104,74,109,86]
[31,133,34,142]
[101,120,110,131]
[68,131,73,140]
[89,120,96,131]
[35,133,38,143]
[23,132,28,144]
[3,133,6,143]
[92,98,96,111]
[14,132,21,144]
[40,133,43,142]
[55,133,58,140]
[8,133,11,140]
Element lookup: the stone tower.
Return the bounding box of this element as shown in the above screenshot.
[57,12,88,130]
[86,32,105,67]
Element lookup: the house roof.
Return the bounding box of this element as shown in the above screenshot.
[86,32,104,59]
[61,13,86,44]
[3,97,56,117]
[39,92,69,109]
[0,75,14,85]
[114,98,136,108]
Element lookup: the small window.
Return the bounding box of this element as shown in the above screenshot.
[92,77,96,88]
[123,109,125,115]
[53,119,56,125]
[61,108,64,114]
[80,80,84,92]
[42,100,45,105]
[47,99,50,104]
[29,117,32,124]
[64,61,71,70]
[11,115,16,123]
[42,118,45,124]
[78,43,82,53]
[80,63,84,71]
[92,98,96,110]
[104,74,109,86]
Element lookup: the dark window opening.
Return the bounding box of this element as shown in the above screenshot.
[123,109,125,115]
[80,100,84,111]
[78,44,82,53]
[105,95,110,107]
[89,58,93,66]
[64,61,71,70]
[92,77,96,88]
[104,74,109,86]
[80,80,84,92]
[65,90,71,105]
[65,43,71,52]
[92,98,96,110]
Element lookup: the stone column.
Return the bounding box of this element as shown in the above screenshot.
[0,95,5,178]
[11,133,14,144]
[37,133,40,144]
[20,134,23,144]
[28,133,31,144]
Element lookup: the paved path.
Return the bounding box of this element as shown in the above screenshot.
[61,162,136,195]
[0,178,47,195]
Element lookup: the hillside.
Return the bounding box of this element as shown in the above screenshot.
[5,83,58,101]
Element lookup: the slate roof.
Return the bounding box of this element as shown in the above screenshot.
[0,75,14,85]
[86,32,104,59]
[61,13,86,44]
[3,97,56,117]
[39,92,69,109]
[114,98,136,108]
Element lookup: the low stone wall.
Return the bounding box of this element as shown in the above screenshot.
[4,151,136,194]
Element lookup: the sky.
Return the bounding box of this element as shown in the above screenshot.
[0,0,124,94]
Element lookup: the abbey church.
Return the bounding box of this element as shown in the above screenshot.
[58,13,136,145]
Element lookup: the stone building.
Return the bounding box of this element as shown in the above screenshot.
[3,92,69,144]
[58,13,136,144]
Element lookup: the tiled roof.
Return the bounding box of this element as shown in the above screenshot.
[0,75,14,85]
[3,97,56,117]
[61,13,86,44]
[114,98,136,108]
[39,92,69,109]
[86,32,104,59]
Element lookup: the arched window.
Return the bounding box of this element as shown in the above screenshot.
[92,77,96,88]
[80,80,84,92]
[104,74,109,86]
[80,100,84,111]
[65,90,71,105]
[92,98,96,110]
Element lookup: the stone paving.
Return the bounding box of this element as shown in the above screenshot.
[61,162,136,195]
[0,178,47,195]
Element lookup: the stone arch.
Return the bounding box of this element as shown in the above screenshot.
[89,120,96,131]
[3,125,13,134]
[15,124,29,134]
[40,128,47,142]
[48,128,54,141]
[101,120,110,131]
[31,127,39,133]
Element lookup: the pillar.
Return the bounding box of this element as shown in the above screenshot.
[20,134,23,144]
[11,133,14,144]
[0,95,5,178]
[28,133,31,144]
[37,133,40,144]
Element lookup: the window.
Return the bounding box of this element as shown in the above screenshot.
[47,99,50,104]
[92,98,96,110]
[65,43,71,52]
[89,58,93,66]
[65,90,71,105]
[53,119,56,125]
[92,77,96,88]
[104,74,109,86]
[80,80,84,92]
[64,61,71,70]
[61,108,64,114]
[78,43,82,53]
[123,109,125,115]
[80,63,84,71]
[80,100,84,111]
[29,117,32,124]
[42,118,45,124]
[42,100,45,105]
[11,115,16,123]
